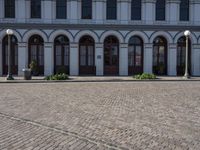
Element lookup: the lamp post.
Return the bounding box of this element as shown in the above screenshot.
[6,29,14,80]
[183,30,191,79]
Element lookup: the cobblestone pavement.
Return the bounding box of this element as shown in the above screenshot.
[0,82,200,150]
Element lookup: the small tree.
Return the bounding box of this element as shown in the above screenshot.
[29,60,39,75]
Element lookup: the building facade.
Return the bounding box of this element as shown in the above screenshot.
[0,0,200,76]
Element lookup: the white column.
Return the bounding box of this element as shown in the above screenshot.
[168,44,177,76]
[0,0,4,19]
[18,42,28,76]
[95,43,104,75]
[142,0,156,24]
[93,0,105,24]
[44,42,54,76]
[119,0,129,24]
[70,43,79,75]
[43,0,53,23]
[119,43,128,76]
[0,42,2,76]
[192,44,200,76]
[144,43,153,73]
[166,0,180,25]
[190,0,200,25]
[69,0,78,23]
[16,0,26,23]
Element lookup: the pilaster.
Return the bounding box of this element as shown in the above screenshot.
[18,42,28,76]
[142,0,156,24]
[93,0,105,24]
[190,0,200,25]
[119,43,128,75]
[44,42,54,76]
[70,43,79,75]
[69,0,78,23]
[118,0,130,24]
[95,43,104,75]
[43,0,53,23]
[0,42,2,76]
[144,43,153,73]
[192,44,200,76]
[166,0,180,25]
[168,43,177,76]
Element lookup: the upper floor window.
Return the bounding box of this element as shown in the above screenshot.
[131,0,141,20]
[82,0,92,19]
[56,0,67,19]
[31,0,41,18]
[156,0,165,21]
[180,0,189,21]
[107,0,117,20]
[4,0,15,18]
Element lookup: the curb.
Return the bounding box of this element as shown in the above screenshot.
[0,78,200,83]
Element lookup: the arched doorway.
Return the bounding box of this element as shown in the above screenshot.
[2,35,18,75]
[153,36,167,75]
[79,36,95,75]
[128,36,143,75]
[28,35,44,75]
[54,35,70,74]
[177,36,191,76]
[104,36,119,75]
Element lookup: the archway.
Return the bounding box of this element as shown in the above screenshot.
[54,35,70,74]
[2,35,18,75]
[104,36,119,75]
[128,36,143,75]
[153,36,168,75]
[28,35,44,75]
[79,36,95,75]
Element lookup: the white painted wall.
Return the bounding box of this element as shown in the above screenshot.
[44,43,54,76]
[70,43,79,75]
[95,43,104,76]
[18,42,28,76]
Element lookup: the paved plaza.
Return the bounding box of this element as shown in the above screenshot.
[0,81,200,150]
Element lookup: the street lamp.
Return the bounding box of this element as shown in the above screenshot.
[183,30,191,79]
[6,29,14,80]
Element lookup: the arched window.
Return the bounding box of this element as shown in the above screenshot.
[177,36,191,75]
[153,36,167,75]
[29,35,44,75]
[31,0,41,18]
[56,0,67,19]
[4,0,15,18]
[104,36,119,75]
[54,35,69,74]
[2,35,18,75]
[131,0,141,20]
[82,0,92,19]
[128,36,143,75]
[106,0,117,20]
[156,0,165,21]
[180,0,189,21]
[79,36,95,75]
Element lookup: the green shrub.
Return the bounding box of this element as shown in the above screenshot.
[45,73,69,80]
[134,73,156,80]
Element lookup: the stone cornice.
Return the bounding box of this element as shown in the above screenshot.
[1,23,200,31]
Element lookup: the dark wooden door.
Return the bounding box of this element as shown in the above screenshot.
[2,36,18,75]
[104,45,119,75]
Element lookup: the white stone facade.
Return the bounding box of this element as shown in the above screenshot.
[0,0,200,76]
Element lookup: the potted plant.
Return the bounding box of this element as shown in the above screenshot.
[29,60,39,76]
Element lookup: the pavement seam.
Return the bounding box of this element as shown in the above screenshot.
[0,112,126,150]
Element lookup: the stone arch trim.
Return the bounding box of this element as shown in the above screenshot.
[22,29,48,42]
[0,29,22,42]
[100,30,124,43]
[49,30,73,43]
[125,31,149,43]
[74,30,99,43]
[174,31,198,44]
[149,31,173,43]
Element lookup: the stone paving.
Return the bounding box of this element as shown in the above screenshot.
[0,82,200,150]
